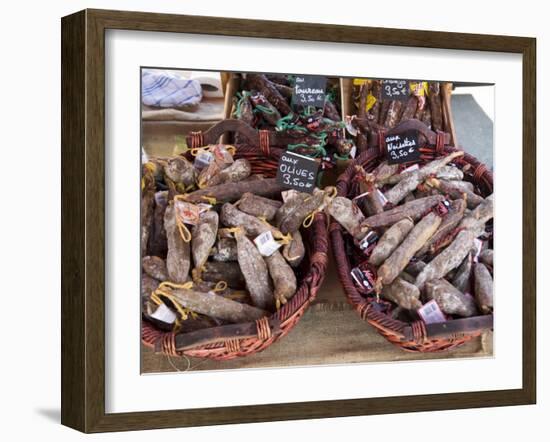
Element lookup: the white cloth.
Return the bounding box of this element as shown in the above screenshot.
[141,70,202,108]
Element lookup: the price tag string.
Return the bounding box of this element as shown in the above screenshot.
[287,143,327,158]
[232,91,251,119]
[253,104,277,116]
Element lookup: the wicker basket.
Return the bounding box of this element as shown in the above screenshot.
[141,121,329,360]
[330,122,494,352]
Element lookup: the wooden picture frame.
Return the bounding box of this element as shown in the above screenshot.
[61,9,536,433]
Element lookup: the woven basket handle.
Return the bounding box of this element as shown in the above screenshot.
[185,119,260,148]
[153,318,281,353]
[402,315,494,341]
[354,118,451,149]
[184,117,329,153]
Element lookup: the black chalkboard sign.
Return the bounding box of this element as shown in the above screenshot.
[385,130,420,164]
[293,75,326,108]
[276,151,319,193]
[381,79,410,101]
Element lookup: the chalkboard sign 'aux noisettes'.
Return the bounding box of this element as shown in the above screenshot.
[276,151,319,193]
[385,129,420,165]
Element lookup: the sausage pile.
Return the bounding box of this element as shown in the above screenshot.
[353,80,445,131]
[231,73,354,159]
[329,152,494,324]
[141,145,332,333]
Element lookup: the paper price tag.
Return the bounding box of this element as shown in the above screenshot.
[211,144,234,167]
[410,81,428,97]
[197,203,212,214]
[472,238,483,262]
[353,189,388,207]
[174,200,201,225]
[281,189,300,203]
[357,230,379,252]
[366,94,377,111]
[344,116,359,137]
[193,150,214,170]
[254,231,281,257]
[350,263,376,294]
[418,300,446,324]
[401,163,420,174]
[349,144,357,159]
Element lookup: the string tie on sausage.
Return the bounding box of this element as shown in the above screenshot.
[151,283,197,321]
[274,231,293,245]
[190,145,211,156]
[212,281,227,292]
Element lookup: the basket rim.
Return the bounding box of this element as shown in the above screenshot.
[142,143,330,360]
[330,144,494,351]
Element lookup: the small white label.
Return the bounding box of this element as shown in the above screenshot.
[193,151,214,170]
[349,144,357,159]
[353,189,387,206]
[150,304,177,324]
[351,267,373,290]
[358,230,379,251]
[197,203,213,214]
[353,190,370,202]
[254,231,281,257]
[472,239,483,262]
[375,189,388,205]
[211,145,234,165]
[401,163,419,174]
[281,189,300,203]
[174,200,201,225]
[344,116,358,136]
[417,300,446,324]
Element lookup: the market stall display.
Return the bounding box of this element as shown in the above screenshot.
[344,79,457,155]
[141,69,494,365]
[226,73,355,173]
[329,120,493,352]
[141,125,330,360]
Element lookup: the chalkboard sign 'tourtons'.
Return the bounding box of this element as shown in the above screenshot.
[293,75,327,108]
[276,151,319,193]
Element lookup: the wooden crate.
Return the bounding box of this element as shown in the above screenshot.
[339,78,458,146]
[218,73,354,185]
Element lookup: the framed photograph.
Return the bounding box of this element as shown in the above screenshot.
[61,9,536,433]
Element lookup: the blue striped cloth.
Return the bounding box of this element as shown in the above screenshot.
[142,70,202,108]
